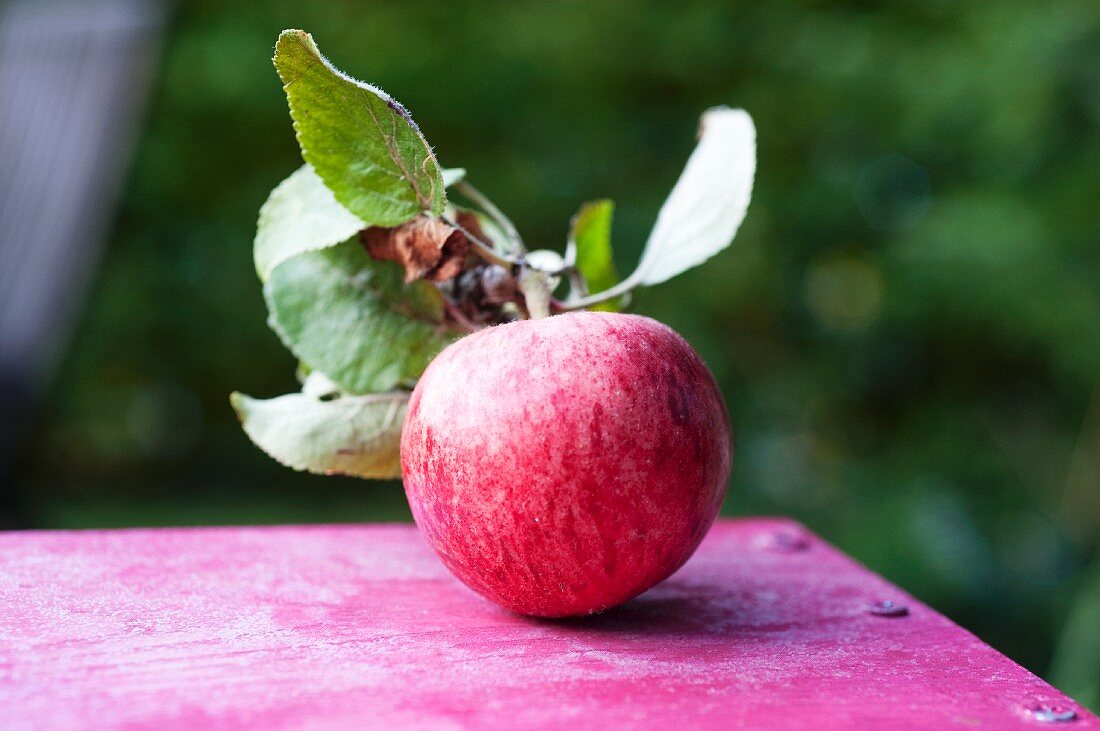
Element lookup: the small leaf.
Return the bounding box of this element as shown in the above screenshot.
[518,268,553,319]
[441,168,466,188]
[524,249,565,295]
[361,215,470,283]
[571,199,620,310]
[274,30,445,226]
[255,164,365,282]
[300,370,341,399]
[231,390,407,479]
[635,107,756,285]
[265,239,452,394]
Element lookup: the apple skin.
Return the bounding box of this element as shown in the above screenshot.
[401,311,731,617]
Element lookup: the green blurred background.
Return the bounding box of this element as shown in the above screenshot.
[8,0,1100,707]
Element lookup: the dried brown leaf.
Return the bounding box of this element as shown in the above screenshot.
[453,210,487,243]
[361,216,470,283]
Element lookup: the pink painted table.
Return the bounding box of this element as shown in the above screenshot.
[0,518,1093,730]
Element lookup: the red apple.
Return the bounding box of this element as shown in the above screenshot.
[400,311,731,617]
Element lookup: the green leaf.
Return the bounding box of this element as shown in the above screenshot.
[254,164,365,282]
[231,390,407,479]
[265,239,451,394]
[273,30,445,226]
[571,199,620,310]
[635,107,756,285]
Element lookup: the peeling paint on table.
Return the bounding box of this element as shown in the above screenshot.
[0,519,1094,729]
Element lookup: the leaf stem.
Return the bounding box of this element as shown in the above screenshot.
[440,215,518,269]
[453,181,526,254]
[553,272,640,311]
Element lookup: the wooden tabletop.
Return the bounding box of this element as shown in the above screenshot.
[0,518,1094,729]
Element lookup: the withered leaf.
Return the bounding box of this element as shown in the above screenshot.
[361,215,470,283]
[453,210,487,244]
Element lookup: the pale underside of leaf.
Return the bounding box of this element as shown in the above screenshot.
[636,107,756,286]
[264,239,452,395]
[254,164,365,282]
[231,390,407,479]
[441,168,466,188]
[274,30,445,227]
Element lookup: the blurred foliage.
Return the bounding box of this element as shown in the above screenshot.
[11,0,1100,703]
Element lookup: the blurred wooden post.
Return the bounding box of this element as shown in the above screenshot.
[0,0,163,516]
